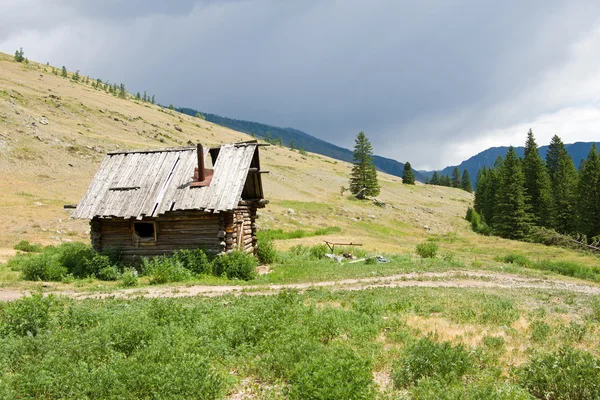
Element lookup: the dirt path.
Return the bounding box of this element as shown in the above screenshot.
[2,270,599,302]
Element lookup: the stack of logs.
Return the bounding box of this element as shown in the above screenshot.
[221,205,258,253]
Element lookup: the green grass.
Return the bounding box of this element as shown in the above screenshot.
[0,287,597,398]
[498,252,600,283]
[257,226,341,241]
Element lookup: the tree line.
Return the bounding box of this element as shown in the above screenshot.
[425,168,473,193]
[470,129,600,243]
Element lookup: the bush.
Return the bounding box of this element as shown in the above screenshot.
[143,256,193,284]
[392,337,474,388]
[482,336,505,350]
[500,253,530,267]
[309,244,329,260]
[121,268,138,287]
[465,207,475,222]
[517,347,600,399]
[13,240,43,253]
[416,242,438,258]
[212,250,258,281]
[469,209,493,235]
[58,242,95,277]
[21,251,67,281]
[0,292,54,337]
[256,239,277,264]
[84,253,121,281]
[286,345,374,399]
[531,260,600,283]
[530,320,550,342]
[173,249,212,275]
[409,378,531,400]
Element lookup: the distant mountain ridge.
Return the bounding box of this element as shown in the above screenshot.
[419,141,600,186]
[179,108,426,182]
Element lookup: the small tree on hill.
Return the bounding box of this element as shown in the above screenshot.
[461,169,473,193]
[576,144,600,239]
[349,131,380,197]
[136,92,141,100]
[451,167,461,188]
[151,95,155,104]
[61,66,68,78]
[14,48,25,63]
[119,84,126,98]
[402,162,415,184]
[289,140,296,151]
[72,70,80,82]
[430,171,440,185]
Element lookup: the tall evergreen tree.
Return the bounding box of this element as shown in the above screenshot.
[14,48,25,62]
[441,175,452,187]
[461,169,473,193]
[402,162,415,184]
[119,84,126,98]
[143,91,147,102]
[451,167,461,188]
[546,135,564,183]
[551,146,578,234]
[576,144,600,239]
[61,66,68,78]
[289,140,296,151]
[493,147,530,239]
[349,131,380,196]
[522,129,553,227]
[151,95,156,104]
[431,171,440,185]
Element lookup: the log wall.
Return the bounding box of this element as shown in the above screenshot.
[90,210,223,262]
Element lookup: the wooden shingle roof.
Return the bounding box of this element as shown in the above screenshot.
[72,142,262,219]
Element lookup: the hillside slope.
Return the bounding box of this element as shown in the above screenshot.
[0,51,471,258]
[179,107,427,182]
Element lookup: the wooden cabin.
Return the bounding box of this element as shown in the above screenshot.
[72,141,268,262]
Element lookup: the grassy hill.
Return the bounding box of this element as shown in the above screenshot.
[179,108,428,182]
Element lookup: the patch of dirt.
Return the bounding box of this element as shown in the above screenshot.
[0,248,17,263]
[1,270,599,302]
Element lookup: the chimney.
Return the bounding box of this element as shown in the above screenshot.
[191,143,214,188]
[197,143,205,182]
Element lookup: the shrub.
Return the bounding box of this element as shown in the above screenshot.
[286,345,374,400]
[212,250,258,281]
[530,320,550,342]
[84,253,121,281]
[517,347,600,399]
[173,249,212,275]
[591,297,600,322]
[409,378,531,400]
[121,268,138,287]
[256,238,277,264]
[289,244,310,256]
[500,252,530,267]
[143,256,193,284]
[21,251,67,281]
[392,337,474,388]
[57,242,95,277]
[309,244,329,260]
[416,242,438,258]
[465,207,475,222]
[482,336,505,350]
[531,260,600,283]
[0,292,54,337]
[13,240,43,253]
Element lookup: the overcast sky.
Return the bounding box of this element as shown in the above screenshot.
[2,1,600,169]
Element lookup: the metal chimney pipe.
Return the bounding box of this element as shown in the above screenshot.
[197,143,205,182]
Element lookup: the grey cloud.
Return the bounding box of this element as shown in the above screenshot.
[2,0,600,168]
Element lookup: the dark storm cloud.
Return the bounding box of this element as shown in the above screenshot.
[2,0,600,168]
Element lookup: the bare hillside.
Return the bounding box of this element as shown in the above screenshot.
[1,51,474,258]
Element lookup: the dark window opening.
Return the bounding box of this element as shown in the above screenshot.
[133,222,156,242]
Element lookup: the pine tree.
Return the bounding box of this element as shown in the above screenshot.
[143,91,147,102]
[289,140,296,151]
[451,167,461,188]
[431,171,440,185]
[61,66,68,78]
[576,144,600,239]
[151,95,156,104]
[546,135,564,182]
[349,131,380,196]
[461,169,473,193]
[493,146,530,239]
[119,84,126,98]
[551,146,578,234]
[402,162,415,185]
[72,70,80,82]
[425,177,430,184]
[522,129,553,227]
[168,104,175,110]
[14,48,25,62]
[442,175,452,187]
[278,137,283,146]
